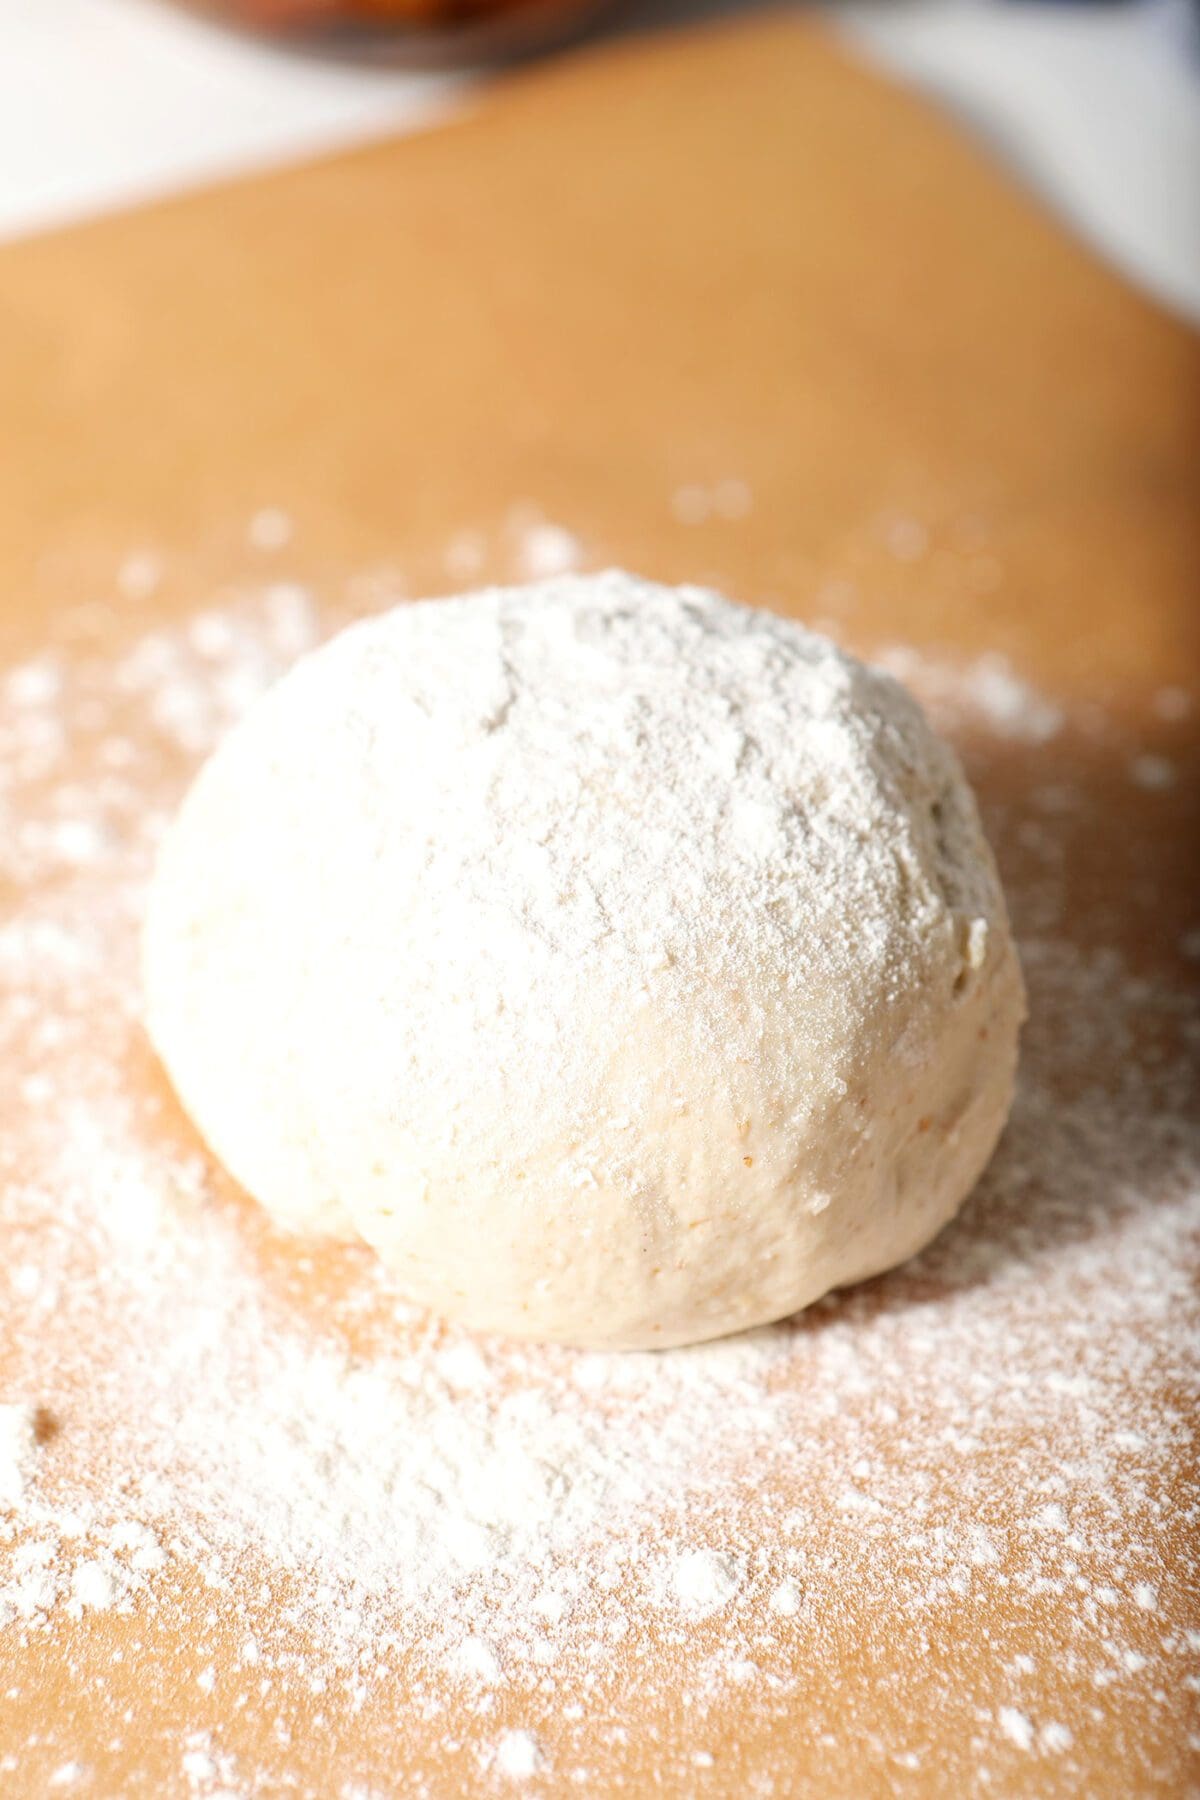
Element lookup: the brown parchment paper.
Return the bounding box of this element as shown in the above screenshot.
[0,13,1197,1796]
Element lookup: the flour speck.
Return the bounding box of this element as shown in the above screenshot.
[996,1707,1035,1752]
[494,1729,543,1778]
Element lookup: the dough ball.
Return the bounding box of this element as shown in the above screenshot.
[143,572,1025,1349]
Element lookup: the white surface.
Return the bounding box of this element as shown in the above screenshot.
[1,0,1198,321]
[833,0,1200,323]
[0,0,458,236]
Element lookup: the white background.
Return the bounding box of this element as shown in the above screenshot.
[2,0,1199,322]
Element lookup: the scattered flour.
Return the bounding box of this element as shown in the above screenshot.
[1129,752,1176,791]
[1152,686,1191,723]
[669,1549,743,1615]
[996,1706,1035,1751]
[116,551,164,603]
[875,645,1065,745]
[440,509,584,586]
[246,508,294,553]
[514,521,582,580]
[0,575,1195,1795]
[70,1559,117,1612]
[492,1729,543,1779]
[444,529,488,582]
[670,479,752,525]
[878,513,929,562]
[769,1579,801,1617]
[48,1762,87,1789]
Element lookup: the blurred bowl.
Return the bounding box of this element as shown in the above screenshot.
[177,0,617,65]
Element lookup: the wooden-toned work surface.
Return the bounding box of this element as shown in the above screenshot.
[0,14,1197,1797]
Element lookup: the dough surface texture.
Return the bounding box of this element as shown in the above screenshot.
[143,572,1025,1349]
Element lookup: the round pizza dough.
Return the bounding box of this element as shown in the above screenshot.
[143,572,1025,1350]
